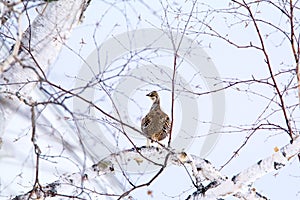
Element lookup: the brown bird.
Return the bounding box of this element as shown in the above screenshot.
[141,91,171,146]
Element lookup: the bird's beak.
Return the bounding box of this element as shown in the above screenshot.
[146,93,151,97]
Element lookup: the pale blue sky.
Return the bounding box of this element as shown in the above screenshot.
[1,1,299,199]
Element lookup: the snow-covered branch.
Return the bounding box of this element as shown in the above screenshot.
[12,135,300,199]
[0,0,90,130]
[12,159,116,200]
[187,136,300,200]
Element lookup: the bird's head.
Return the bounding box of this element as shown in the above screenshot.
[146,91,159,102]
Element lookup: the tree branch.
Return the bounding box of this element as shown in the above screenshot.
[12,135,300,199]
[0,0,90,130]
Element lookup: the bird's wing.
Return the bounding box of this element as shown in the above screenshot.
[141,114,152,132]
[161,115,171,134]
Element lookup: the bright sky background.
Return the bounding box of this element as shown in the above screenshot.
[1,1,299,199]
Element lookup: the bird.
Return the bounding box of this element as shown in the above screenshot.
[141,91,171,146]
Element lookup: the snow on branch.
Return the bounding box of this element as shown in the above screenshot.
[12,136,300,199]
[12,160,116,200]
[187,136,300,200]
[0,0,90,127]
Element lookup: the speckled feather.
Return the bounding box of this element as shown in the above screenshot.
[141,91,171,142]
